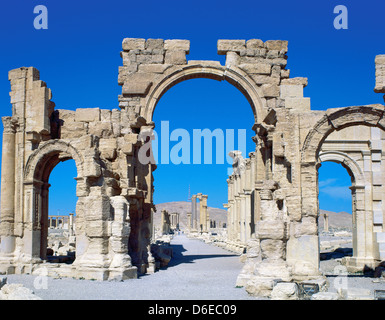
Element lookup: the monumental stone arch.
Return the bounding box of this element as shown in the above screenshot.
[142,63,267,122]
[301,106,385,271]
[0,38,384,297]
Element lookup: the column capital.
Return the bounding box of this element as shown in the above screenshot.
[2,116,17,134]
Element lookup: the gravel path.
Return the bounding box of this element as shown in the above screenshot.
[5,234,256,300]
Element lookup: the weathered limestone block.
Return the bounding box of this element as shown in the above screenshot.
[281,77,308,87]
[75,108,100,122]
[164,50,187,65]
[260,239,286,260]
[146,38,164,50]
[285,97,311,112]
[256,220,286,240]
[251,75,280,85]
[374,55,385,93]
[246,39,264,49]
[120,133,139,155]
[0,284,42,300]
[121,51,137,66]
[138,64,172,74]
[265,40,288,53]
[122,73,154,95]
[280,84,303,99]
[164,39,190,53]
[89,121,114,138]
[99,138,117,160]
[311,292,340,300]
[118,66,139,84]
[245,276,275,297]
[225,52,240,66]
[122,38,146,51]
[286,235,320,278]
[281,69,290,78]
[217,40,246,55]
[254,261,292,281]
[238,63,271,75]
[271,282,299,300]
[291,216,318,237]
[262,84,280,98]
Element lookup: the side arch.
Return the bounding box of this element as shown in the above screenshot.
[297,105,385,274]
[318,151,365,187]
[143,63,267,124]
[301,105,385,164]
[24,139,84,182]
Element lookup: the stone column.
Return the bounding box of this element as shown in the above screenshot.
[240,194,246,244]
[186,212,191,232]
[234,195,241,241]
[244,191,252,243]
[323,213,329,232]
[69,213,74,236]
[108,195,137,280]
[161,209,167,234]
[0,117,16,256]
[191,195,197,230]
[201,195,208,233]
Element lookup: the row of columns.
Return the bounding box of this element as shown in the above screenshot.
[190,193,209,233]
[48,213,75,235]
[225,151,256,245]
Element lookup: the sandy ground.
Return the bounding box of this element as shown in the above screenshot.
[4,234,256,300]
[3,233,385,300]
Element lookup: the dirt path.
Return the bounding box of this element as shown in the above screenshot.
[5,234,255,300]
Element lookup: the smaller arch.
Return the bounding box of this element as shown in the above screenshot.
[301,105,385,164]
[318,151,365,187]
[24,139,84,182]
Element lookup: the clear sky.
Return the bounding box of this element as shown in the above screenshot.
[0,0,384,215]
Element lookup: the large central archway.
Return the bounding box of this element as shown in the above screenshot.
[142,63,267,124]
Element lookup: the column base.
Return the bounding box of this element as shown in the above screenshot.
[342,256,380,273]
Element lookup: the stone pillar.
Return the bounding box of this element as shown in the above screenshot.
[240,194,246,243]
[323,213,329,232]
[161,210,166,234]
[186,212,191,232]
[201,194,208,233]
[108,196,137,280]
[0,117,16,256]
[191,195,197,230]
[244,191,252,242]
[234,195,241,241]
[69,213,74,237]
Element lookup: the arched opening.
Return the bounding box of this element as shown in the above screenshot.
[144,64,266,124]
[45,159,78,263]
[151,77,256,237]
[318,161,354,272]
[23,140,84,264]
[300,107,385,274]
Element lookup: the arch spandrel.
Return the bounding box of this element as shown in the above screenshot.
[142,63,267,124]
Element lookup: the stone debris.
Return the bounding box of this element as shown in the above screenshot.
[271,282,299,300]
[0,278,41,300]
[311,292,340,300]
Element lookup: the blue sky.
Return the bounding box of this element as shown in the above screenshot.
[0,0,384,214]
